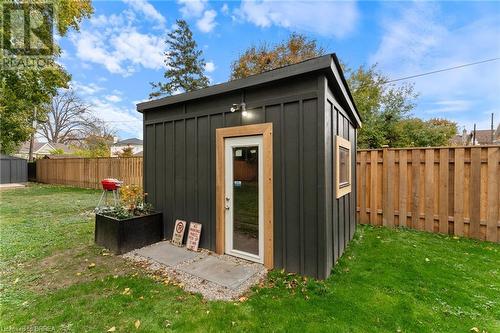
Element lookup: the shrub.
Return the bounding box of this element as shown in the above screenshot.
[95,185,153,219]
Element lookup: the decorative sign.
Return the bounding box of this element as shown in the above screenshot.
[186,222,202,252]
[172,219,186,246]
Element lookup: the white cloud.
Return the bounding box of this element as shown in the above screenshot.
[221,3,229,15]
[197,10,217,33]
[70,81,104,95]
[111,29,164,71]
[177,0,217,33]
[122,0,166,28]
[424,100,473,114]
[70,11,165,76]
[370,2,500,128]
[236,0,359,38]
[205,61,215,73]
[89,98,143,139]
[178,0,207,18]
[105,95,123,103]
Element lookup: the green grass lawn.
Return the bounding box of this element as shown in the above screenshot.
[1,184,499,332]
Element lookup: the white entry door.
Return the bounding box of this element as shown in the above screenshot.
[224,135,264,263]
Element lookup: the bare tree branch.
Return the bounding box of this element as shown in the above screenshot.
[37,89,92,144]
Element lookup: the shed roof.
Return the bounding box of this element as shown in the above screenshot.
[137,53,361,127]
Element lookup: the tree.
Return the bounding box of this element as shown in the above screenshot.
[72,116,115,157]
[38,89,91,143]
[49,148,65,155]
[344,64,418,148]
[0,0,93,154]
[230,33,324,80]
[397,118,458,147]
[345,64,457,148]
[150,19,209,98]
[119,146,134,157]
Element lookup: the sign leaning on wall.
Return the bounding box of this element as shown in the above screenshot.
[186,222,202,251]
[172,220,187,246]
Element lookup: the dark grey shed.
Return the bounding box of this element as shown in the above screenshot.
[137,54,361,279]
[0,154,27,184]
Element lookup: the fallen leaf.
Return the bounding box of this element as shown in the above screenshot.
[139,296,144,300]
[134,320,141,329]
[239,296,248,302]
[470,328,480,333]
[88,263,96,269]
[425,258,430,262]
[164,320,171,328]
[122,288,131,295]
[13,278,19,284]
[453,236,459,240]
[76,272,81,276]
[22,301,28,306]
[107,327,116,332]
[206,310,210,314]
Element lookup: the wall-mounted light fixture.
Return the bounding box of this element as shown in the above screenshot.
[230,102,246,113]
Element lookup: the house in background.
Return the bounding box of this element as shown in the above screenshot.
[451,125,500,146]
[14,142,74,159]
[110,138,143,157]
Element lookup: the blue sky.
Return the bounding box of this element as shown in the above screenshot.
[58,0,500,140]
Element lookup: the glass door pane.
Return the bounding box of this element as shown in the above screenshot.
[232,146,259,255]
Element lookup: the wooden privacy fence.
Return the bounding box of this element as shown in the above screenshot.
[356,146,500,242]
[36,157,143,189]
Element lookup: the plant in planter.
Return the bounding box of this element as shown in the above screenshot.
[95,185,163,254]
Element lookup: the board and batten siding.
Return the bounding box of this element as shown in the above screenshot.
[323,85,357,275]
[143,75,328,278]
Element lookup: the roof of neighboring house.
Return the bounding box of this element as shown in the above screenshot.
[133,151,143,156]
[18,141,48,154]
[17,141,74,154]
[113,138,143,146]
[137,53,362,128]
[474,129,494,145]
[450,134,466,146]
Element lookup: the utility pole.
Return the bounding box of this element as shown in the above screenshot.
[491,113,494,144]
[473,123,476,145]
[28,106,37,162]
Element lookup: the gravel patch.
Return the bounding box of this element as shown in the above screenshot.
[122,241,267,301]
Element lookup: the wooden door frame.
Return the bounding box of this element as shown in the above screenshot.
[215,123,273,269]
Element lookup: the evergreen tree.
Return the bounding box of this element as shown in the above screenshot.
[150,20,209,98]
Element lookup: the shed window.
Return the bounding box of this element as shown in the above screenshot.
[336,136,351,198]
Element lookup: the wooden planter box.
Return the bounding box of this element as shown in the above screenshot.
[95,212,163,254]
